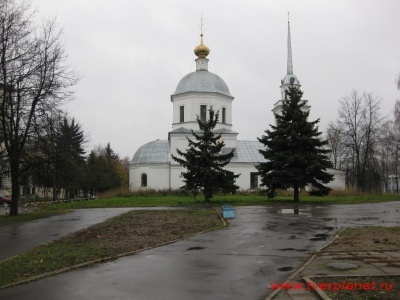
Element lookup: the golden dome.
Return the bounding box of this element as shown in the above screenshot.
[194,33,210,58]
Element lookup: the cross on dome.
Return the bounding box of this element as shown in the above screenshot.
[194,15,210,58]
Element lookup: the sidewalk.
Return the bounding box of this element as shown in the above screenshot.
[268,243,400,300]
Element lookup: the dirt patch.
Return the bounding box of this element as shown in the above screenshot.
[326,227,400,252]
[70,209,223,255]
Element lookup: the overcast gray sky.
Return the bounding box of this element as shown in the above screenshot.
[33,0,400,159]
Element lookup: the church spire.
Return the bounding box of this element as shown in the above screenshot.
[287,12,293,75]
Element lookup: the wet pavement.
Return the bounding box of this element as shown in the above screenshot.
[0,202,399,300]
[0,208,133,261]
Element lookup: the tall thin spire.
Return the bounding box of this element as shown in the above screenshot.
[287,12,293,75]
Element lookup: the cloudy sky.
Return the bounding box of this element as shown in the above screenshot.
[33,0,400,159]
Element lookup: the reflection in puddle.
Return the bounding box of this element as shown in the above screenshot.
[279,208,312,216]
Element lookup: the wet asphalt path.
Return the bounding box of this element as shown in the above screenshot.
[0,208,134,261]
[0,202,399,300]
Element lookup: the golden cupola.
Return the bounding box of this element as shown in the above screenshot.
[194,33,210,58]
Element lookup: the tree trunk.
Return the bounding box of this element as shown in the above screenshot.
[396,145,399,194]
[204,190,210,203]
[293,185,300,202]
[10,162,20,216]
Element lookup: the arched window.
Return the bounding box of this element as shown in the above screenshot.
[141,173,147,187]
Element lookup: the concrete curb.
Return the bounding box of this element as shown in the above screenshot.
[265,254,318,300]
[0,209,227,291]
[302,276,332,300]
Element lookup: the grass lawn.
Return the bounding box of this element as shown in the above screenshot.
[0,209,224,288]
[1,193,399,227]
[28,193,400,209]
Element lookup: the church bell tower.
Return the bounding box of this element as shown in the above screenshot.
[272,15,310,116]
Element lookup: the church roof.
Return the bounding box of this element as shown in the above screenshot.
[132,139,170,164]
[172,70,232,97]
[131,139,266,164]
[231,140,267,163]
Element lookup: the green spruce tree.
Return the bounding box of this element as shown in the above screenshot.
[257,86,333,202]
[172,107,239,202]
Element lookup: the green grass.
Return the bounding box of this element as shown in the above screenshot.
[41,193,400,209]
[1,193,399,227]
[0,209,223,288]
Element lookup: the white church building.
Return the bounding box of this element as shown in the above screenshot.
[129,22,345,191]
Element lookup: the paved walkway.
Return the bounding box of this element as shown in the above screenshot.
[270,249,400,300]
[0,202,399,299]
[0,208,133,261]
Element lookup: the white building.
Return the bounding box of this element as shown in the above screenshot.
[129,22,345,191]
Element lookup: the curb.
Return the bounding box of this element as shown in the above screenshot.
[265,254,318,300]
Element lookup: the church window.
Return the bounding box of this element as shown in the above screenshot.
[200,105,207,122]
[141,173,147,187]
[222,107,226,123]
[180,106,184,123]
[250,172,258,189]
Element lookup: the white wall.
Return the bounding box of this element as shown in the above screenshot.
[226,163,259,190]
[326,168,346,190]
[130,161,346,191]
[129,164,170,190]
[171,92,233,131]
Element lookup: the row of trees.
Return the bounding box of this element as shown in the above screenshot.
[29,114,129,200]
[326,78,400,193]
[0,1,129,215]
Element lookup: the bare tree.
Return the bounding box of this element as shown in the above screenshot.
[337,91,383,191]
[389,100,400,192]
[0,0,77,215]
[397,73,400,91]
[325,121,343,169]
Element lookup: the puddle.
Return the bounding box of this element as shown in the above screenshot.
[355,217,379,221]
[277,248,308,252]
[278,266,294,271]
[186,246,205,251]
[310,233,330,241]
[278,208,312,216]
[322,226,337,231]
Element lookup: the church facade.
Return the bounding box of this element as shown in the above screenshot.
[129,22,345,191]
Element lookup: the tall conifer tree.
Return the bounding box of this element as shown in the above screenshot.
[257,86,333,201]
[172,107,239,202]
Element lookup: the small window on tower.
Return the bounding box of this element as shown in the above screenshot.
[200,105,207,122]
[222,107,226,123]
[180,106,184,123]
